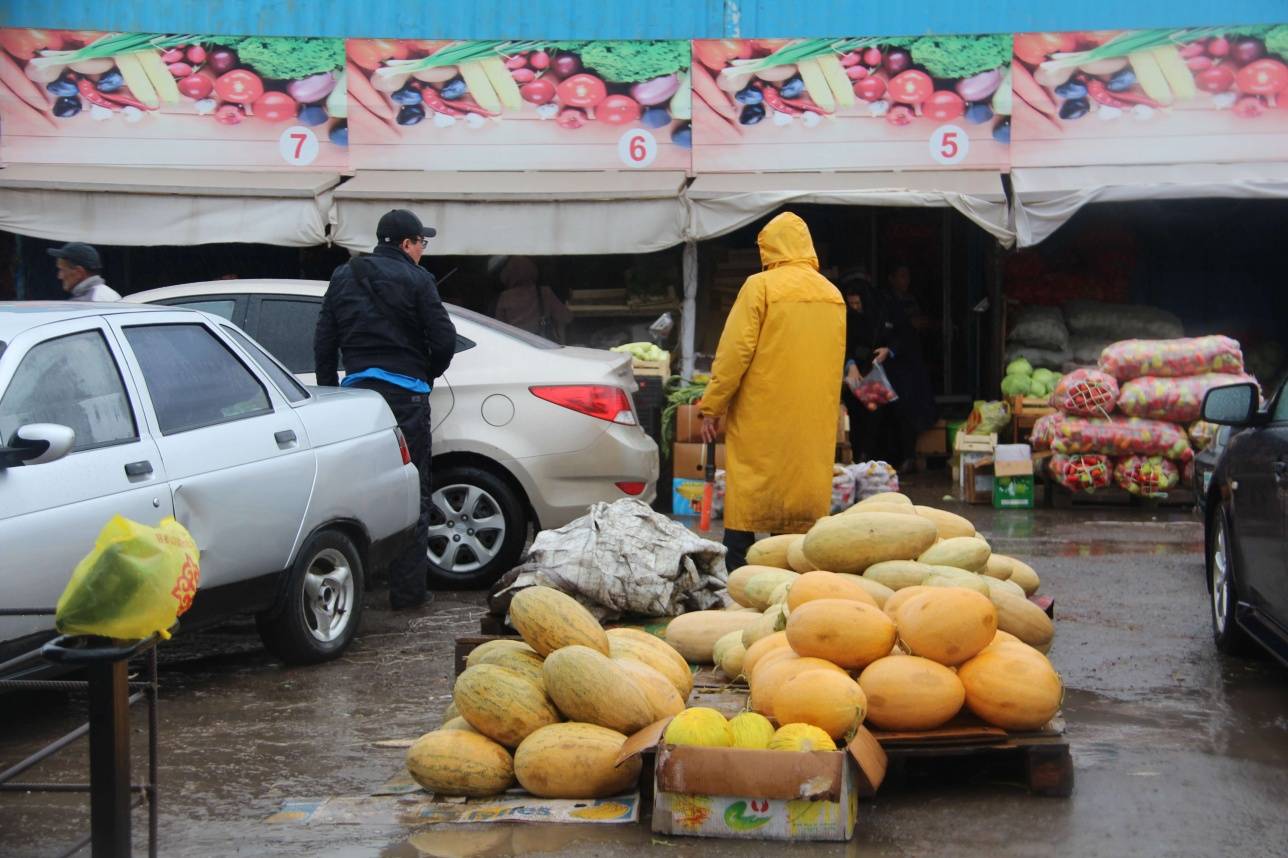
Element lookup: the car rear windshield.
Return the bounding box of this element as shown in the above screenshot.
[446,304,560,350]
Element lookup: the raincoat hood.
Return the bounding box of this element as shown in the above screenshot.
[757,212,820,271]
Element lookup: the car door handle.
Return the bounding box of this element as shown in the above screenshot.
[124,460,153,477]
[274,430,297,446]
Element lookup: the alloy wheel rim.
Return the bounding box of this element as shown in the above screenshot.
[428,483,507,574]
[303,547,354,643]
[1212,521,1230,633]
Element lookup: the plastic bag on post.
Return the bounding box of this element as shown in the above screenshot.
[1050,369,1119,416]
[55,516,201,640]
[1047,453,1114,493]
[1113,455,1181,496]
[1117,373,1258,423]
[848,363,898,409]
[1098,336,1245,381]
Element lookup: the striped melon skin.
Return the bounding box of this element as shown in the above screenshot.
[742,604,790,648]
[728,565,787,605]
[509,586,609,656]
[440,716,480,733]
[543,645,656,735]
[718,639,747,679]
[745,570,799,610]
[606,632,693,698]
[454,664,561,748]
[805,512,938,575]
[614,658,686,721]
[787,536,819,573]
[1003,557,1041,595]
[472,647,546,689]
[918,536,992,572]
[406,730,514,797]
[465,638,536,668]
[664,610,760,664]
[514,723,642,799]
[914,506,977,540]
[990,591,1054,652]
[863,560,933,591]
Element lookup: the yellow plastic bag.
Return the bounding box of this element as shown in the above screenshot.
[55,516,201,640]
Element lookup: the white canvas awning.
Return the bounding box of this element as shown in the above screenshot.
[685,171,1013,247]
[0,165,338,247]
[332,170,689,255]
[1012,163,1288,247]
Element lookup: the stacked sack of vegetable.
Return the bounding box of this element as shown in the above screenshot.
[661,493,1059,749]
[1005,305,1071,371]
[410,586,695,799]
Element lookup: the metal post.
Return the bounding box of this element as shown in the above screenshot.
[680,240,698,380]
[87,659,132,857]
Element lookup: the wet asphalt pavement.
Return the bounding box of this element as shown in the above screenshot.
[2,480,1287,857]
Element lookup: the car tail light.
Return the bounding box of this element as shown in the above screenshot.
[393,427,411,465]
[530,385,637,425]
[616,481,647,496]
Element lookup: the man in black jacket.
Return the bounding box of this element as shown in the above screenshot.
[315,209,457,610]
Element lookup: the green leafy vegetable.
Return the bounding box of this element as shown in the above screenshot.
[574,40,690,82]
[228,36,343,80]
[661,378,708,455]
[1265,25,1288,58]
[899,34,1012,79]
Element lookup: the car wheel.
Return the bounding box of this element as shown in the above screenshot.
[427,464,527,590]
[1207,504,1252,656]
[256,529,365,664]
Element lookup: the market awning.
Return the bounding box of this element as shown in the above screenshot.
[1012,163,1288,247]
[685,171,1013,247]
[332,170,689,255]
[0,165,338,247]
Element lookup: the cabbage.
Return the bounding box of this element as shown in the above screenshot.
[1006,358,1034,377]
[1001,374,1033,397]
[1030,380,1049,398]
[1032,368,1057,386]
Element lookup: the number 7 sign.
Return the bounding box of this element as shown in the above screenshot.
[929,124,970,166]
[278,126,320,166]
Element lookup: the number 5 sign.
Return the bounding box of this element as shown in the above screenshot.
[929,124,970,166]
[618,129,658,169]
[278,126,320,166]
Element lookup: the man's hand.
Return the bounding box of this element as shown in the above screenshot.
[846,363,862,386]
[700,415,721,444]
[873,347,891,365]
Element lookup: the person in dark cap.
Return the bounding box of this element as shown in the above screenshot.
[314,209,457,610]
[48,242,120,302]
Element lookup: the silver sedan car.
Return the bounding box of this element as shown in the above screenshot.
[128,280,660,589]
[0,303,418,672]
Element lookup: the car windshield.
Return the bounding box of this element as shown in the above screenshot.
[446,304,560,350]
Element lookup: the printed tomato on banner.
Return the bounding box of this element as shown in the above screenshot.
[0,29,348,167]
[345,39,692,170]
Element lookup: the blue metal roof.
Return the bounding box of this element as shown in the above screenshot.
[1,0,1284,39]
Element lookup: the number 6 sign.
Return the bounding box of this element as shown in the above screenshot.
[929,124,969,166]
[278,126,319,166]
[618,128,658,169]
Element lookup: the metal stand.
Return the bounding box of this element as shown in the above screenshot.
[0,625,161,858]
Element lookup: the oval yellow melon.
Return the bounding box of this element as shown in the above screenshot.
[728,712,775,749]
[959,646,1063,731]
[750,645,799,683]
[982,576,1027,600]
[863,560,933,591]
[454,664,561,748]
[472,647,546,689]
[744,570,799,611]
[923,570,990,596]
[509,586,609,657]
[749,655,847,719]
[843,573,894,607]
[768,723,836,752]
[543,646,656,734]
[990,591,1054,652]
[664,610,761,664]
[1003,557,1041,595]
[843,501,918,516]
[514,723,641,798]
[607,631,693,697]
[804,513,938,575]
[769,581,792,606]
[982,554,1015,581]
[773,670,868,740]
[614,658,686,721]
[717,638,746,680]
[858,655,966,731]
[742,631,790,678]
[882,585,933,619]
[727,565,786,606]
[857,491,913,506]
[787,570,878,611]
[786,536,819,573]
[913,506,977,540]
[712,629,744,667]
[785,599,897,670]
[664,707,732,747]
[895,589,998,666]
[466,638,537,668]
[441,716,480,733]
[407,730,514,797]
[746,535,797,570]
[742,604,790,648]
[918,536,992,571]
[989,629,1025,647]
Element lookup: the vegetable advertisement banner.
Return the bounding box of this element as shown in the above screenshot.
[344,39,692,170]
[1011,25,1288,167]
[0,30,349,168]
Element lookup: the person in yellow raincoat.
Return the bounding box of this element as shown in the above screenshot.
[700,212,845,570]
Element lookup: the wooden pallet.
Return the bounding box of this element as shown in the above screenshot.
[1040,473,1196,509]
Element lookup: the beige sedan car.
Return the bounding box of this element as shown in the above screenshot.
[128,280,659,589]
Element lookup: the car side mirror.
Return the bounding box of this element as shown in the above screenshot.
[0,423,76,468]
[1202,383,1259,427]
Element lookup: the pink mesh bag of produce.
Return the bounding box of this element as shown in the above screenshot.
[1048,453,1114,493]
[1098,336,1244,381]
[1050,369,1119,416]
[1030,413,1060,449]
[1113,455,1180,496]
[1117,373,1258,423]
[1039,414,1193,462]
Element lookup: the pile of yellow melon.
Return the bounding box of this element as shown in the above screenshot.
[407,586,694,800]
[662,492,1061,740]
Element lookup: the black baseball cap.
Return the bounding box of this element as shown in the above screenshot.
[376,209,436,244]
[47,242,102,270]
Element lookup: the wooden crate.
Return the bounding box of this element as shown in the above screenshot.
[632,357,672,379]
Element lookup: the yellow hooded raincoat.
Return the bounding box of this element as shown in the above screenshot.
[700,212,846,534]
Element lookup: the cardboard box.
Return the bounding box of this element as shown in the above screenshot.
[618,720,887,842]
[993,444,1035,510]
[954,432,996,503]
[675,404,721,444]
[916,420,949,456]
[672,442,727,480]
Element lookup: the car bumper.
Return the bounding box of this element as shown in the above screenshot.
[512,424,659,530]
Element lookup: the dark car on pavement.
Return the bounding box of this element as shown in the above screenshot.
[1201,379,1288,665]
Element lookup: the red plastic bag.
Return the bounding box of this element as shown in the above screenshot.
[1031,413,1193,462]
[1098,336,1244,381]
[1117,373,1258,423]
[1048,453,1114,493]
[1113,455,1180,496]
[1050,369,1119,416]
